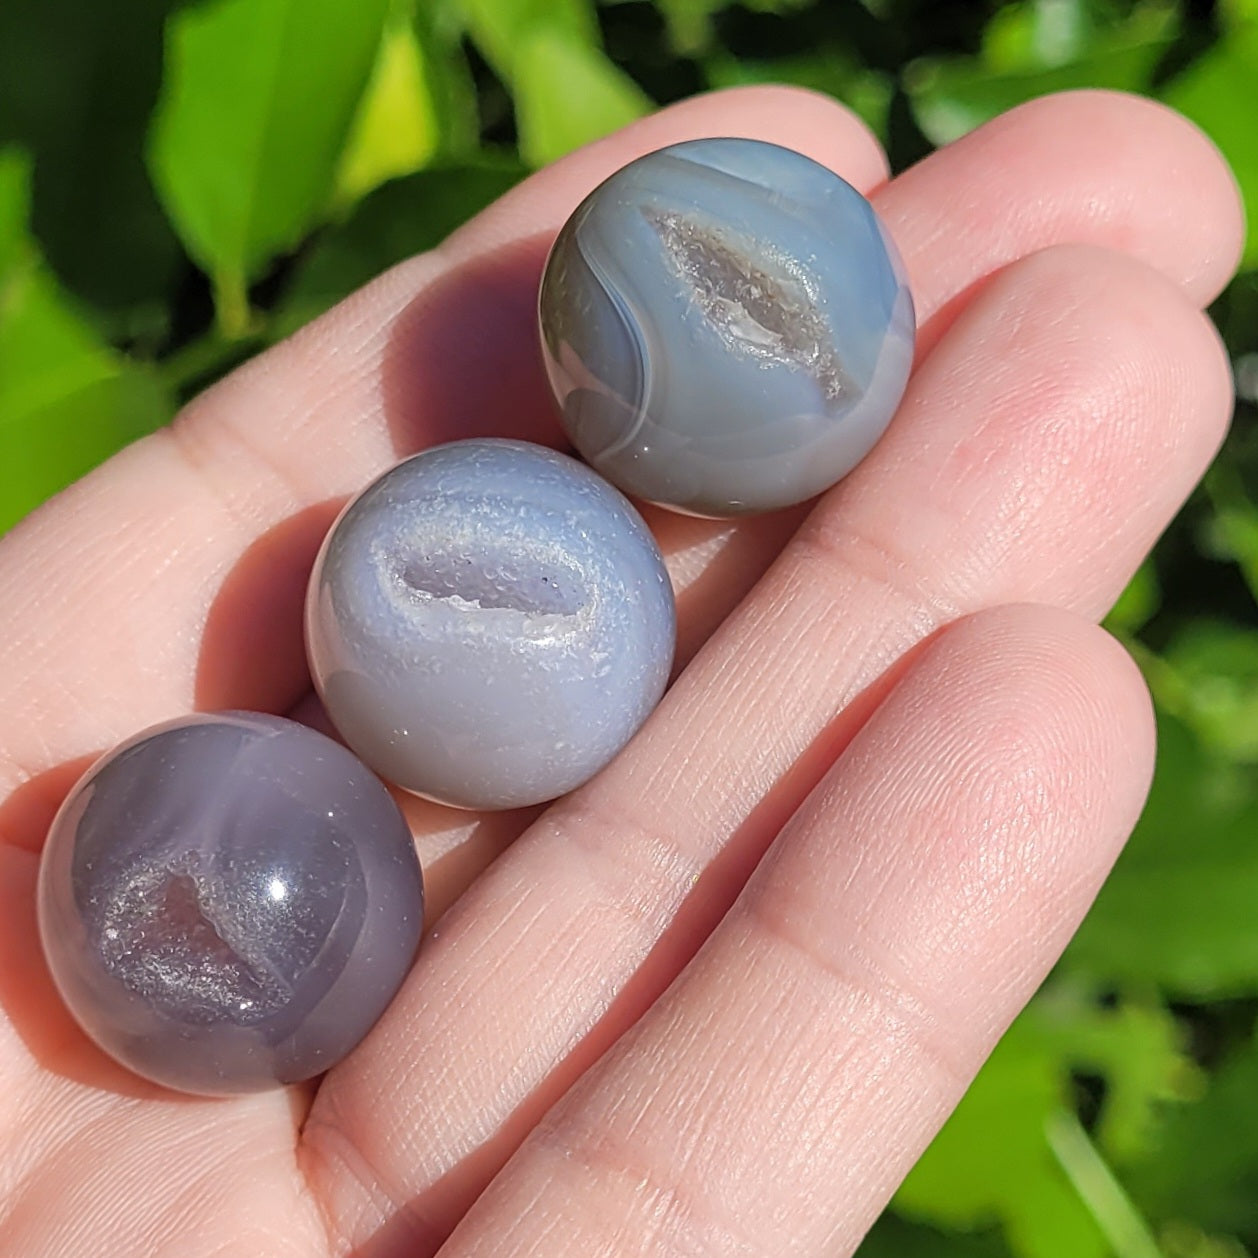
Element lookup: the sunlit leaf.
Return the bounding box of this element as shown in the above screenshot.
[651,0,728,54]
[333,9,441,210]
[1105,561,1161,640]
[1158,1223,1252,1258]
[456,0,599,83]
[1065,711,1258,999]
[906,1,1178,146]
[414,0,481,158]
[0,149,171,534]
[896,1013,1111,1258]
[446,0,650,167]
[273,159,525,337]
[1159,621,1258,764]
[514,30,652,166]
[1162,11,1258,269]
[981,0,1097,71]
[147,0,390,335]
[1036,991,1197,1165]
[897,988,1188,1256]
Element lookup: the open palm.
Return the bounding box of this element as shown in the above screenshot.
[0,86,1241,1257]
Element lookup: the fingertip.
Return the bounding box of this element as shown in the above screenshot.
[927,602,1157,848]
[996,89,1246,303]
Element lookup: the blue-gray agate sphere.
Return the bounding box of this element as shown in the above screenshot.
[306,439,676,810]
[539,137,915,517]
[37,712,423,1095]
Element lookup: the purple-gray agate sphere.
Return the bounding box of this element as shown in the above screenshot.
[37,712,423,1095]
[306,439,676,810]
[539,137,916,517]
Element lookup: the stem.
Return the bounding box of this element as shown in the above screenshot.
[158,328,265,397]
[1047,1110,1163,1258]
[213,268,253,341]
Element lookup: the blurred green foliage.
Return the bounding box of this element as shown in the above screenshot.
[1,0,1257,1252]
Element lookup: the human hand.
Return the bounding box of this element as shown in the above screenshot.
[0,86,1241,1257]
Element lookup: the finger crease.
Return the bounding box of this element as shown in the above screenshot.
[527,1109,767,1257]
[164,414,314,538]
[546,798,710,947]
[744,894,974,1094]
[298,1106,447,1258]
[791,515,963,634]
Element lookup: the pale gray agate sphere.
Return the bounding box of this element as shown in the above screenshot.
[539,137,916,517]
[37,712,423,1095]
[306,439,676,810]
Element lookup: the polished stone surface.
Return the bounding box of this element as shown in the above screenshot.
[37,713,423,1095]
[306,438,676,809]
[539,137,915,517]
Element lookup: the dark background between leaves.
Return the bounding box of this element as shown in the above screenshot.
[2,1,1257,1253]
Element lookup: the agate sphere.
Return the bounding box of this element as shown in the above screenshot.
[539,137,916,517]
[37,712,423,1095]
[305,438,676,810]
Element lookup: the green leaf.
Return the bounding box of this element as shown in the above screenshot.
[897,990,1188,1258]
[1064,711,1258,999]
[651,0,811,56]
[651,0,729,54]
[855,1212,1012,1257]
[1203,459,1258,604]
[896,1014,1111,1258]
[0,148,32,279]
[332,10,442,210]
[456,0,599,84]
[1042,992,1197,1165]
[453,0,651,165]
[1157,1225,1252,1258]
[513,29,653,167]
[413,1,481,159]
[1159,620,1258,764]
[273,159,525,338]
[147,0,390,335]
[906,1,1179,147]
[1161,17,1258,268]
[1104,561,1161,640]
[706,48,895,146]
[981,0,1098,71]
[0,149,172,534]
[0,0,180,327]
[1128,1032,1258,1238]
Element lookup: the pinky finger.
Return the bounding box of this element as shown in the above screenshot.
[438,603,1155,1258]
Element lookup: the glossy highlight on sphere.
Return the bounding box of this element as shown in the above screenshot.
[306,439,676,810]
[539,137,916,517]
[37,713,423,1095]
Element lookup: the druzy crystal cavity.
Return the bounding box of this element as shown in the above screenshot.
[37,713,423,1095]
[306,438,677,810]
[539,137,916,517]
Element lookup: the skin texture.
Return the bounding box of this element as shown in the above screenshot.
[0,87,1242,1258]
[540,138,914,516]
[38,714,423,1094]
[307,440,675,809]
